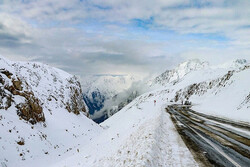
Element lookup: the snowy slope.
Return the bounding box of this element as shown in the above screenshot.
[149,59,209,87]
[52,90,198,167]
[151,59,250,123]
[53,58,250,167]
[0,56,102,167]
[177,65,250,122]
[2,56,249,167]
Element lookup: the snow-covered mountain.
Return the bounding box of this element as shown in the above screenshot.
[81,58,250,125]
[81,75,138,123]
[90,58,250,124]
[149,59,209,87]
[150,58,250,122]
[53,58,249,166]
[2,56,249,167]
[0,56,102,167]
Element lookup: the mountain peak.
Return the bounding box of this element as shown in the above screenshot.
[218,59,248,69]
[177,59,209,76]
[151,59,208,86]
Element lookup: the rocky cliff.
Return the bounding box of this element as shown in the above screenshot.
[0,56,88,125]
[0,56,100,167]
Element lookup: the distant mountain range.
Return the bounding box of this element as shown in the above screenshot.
[82,58,250,123]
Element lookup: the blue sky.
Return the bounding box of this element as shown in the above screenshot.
[0,0,249,77]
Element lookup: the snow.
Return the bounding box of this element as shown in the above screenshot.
[51,58,249,167]
[0,56,102,167]
[53,90,198,167]
[0,108,102,167]
[150,59,250,123]
[188,67,250,123]
[1,56,249,167]
[149,59,208,87]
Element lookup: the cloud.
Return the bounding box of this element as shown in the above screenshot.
[0,0,249,79]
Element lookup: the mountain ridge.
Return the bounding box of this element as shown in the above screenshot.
[0,56,102,167]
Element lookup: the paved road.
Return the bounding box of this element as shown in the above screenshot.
[166,105,250,167]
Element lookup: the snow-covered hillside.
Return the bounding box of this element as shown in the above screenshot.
[53,90,198,167]
[1,56,249,167]
[0,56,102,167]
[53,58,250,167]
[83,59,250,124]
[151,58,250,122]
[81,75,138,122]
[149,59,209,87]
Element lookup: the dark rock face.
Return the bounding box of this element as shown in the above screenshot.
[0,69,13,78]
[16,97,45,125]
[1,56,90,124]
[83,91,106,115]
[66,77,88,116]
[0,69,45,124]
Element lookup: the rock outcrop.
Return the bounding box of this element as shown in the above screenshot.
[0,68,45,124]
[0,56,89,124]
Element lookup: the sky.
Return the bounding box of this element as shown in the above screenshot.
[0,0,250,78]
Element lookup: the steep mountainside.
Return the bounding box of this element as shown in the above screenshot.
[0,56,102,167]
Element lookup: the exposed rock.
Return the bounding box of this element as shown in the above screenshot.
[16,97,45,125]
[172,68,247,105]
[0,75,4,84]
[0,57,89,125]
[65,77,88,116]
[0,69,13,79]
[17,138,25,145]
[12,78,22,91]
[238,93,250,110]
[1,68,45,124]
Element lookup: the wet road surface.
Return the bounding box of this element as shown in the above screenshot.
[166,105,250,167]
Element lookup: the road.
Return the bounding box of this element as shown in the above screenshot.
[166,105,250,167]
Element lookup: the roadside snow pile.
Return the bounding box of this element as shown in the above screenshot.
[53,90,198,167]
[0,56,102,167]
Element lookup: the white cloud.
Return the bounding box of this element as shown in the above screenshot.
[0,0,249,77]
